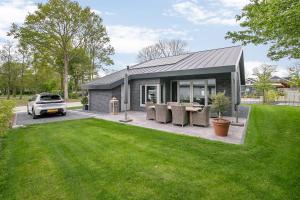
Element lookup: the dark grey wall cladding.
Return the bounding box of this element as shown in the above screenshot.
[130,78,161,112]
[89,86,121,113]
[112,86,121,112]
[89,73,232,115]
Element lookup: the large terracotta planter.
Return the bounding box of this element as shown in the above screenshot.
[212,118,231,137]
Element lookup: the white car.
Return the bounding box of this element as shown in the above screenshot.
[27,93,67,119]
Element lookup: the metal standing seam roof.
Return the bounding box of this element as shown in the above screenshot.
[85,46,243,89]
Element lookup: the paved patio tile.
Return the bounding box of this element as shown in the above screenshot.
[73,108,249,145]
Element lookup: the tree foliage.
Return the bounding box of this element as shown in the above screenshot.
[225,0,300,60]
[137,39,188,62]
[212,92,230,118]
[9,0,114,99]
[0,100,16,137]
[288,65,300,88]
[253,64,276,103]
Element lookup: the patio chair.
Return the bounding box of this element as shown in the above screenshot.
[191,106,211,127]
[171,105,188,127]
[155,104,172,123]
[146,102,155,120]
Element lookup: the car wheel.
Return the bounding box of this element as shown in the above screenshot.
[62,112,66,116]
[32,108,38,119]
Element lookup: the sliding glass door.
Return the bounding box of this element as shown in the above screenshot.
[193,80,205,104]
[171,79,216,105]
[179,81,191,103]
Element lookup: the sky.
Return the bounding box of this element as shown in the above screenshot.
[0,0,297,78]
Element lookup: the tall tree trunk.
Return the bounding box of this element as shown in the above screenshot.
[19,57,25,100]
[63,52,69,100]
[13,86,16,97]
[60,72,64,93]
[7,85,10,99]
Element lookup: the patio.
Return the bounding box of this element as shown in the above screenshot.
[74,106,249,144]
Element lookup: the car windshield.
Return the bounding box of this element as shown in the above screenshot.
[40,95,61,101]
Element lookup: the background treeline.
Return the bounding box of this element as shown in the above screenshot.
[0,0,114,100]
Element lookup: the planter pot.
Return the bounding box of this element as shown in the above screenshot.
[212,118,231,137]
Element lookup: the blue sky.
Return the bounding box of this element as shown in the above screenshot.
[0,0,297,77]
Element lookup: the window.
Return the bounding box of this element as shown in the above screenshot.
[140,84,159,106]
[175,79,216,104]
[207,79,216,98]
[179,81,190,103]
[40,95,61,101]
[146,86,157,103]
[193,80,205,104]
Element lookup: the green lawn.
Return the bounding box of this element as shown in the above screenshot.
[0,105,299,200]
[67,106,83,110]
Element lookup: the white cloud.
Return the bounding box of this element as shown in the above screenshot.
[164,0,251,26]
[216,0,249,9]
[107,25,189,54]
[0,0,36,40]
[92,9,116,16]
[165,0,239,26]
[245,60,289,78]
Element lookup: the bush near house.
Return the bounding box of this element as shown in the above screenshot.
[0,100,16,137]
[266,90,279,103]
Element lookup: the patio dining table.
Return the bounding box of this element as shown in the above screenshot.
[148,105,202,126]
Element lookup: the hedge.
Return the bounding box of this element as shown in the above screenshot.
[0,100,16,137]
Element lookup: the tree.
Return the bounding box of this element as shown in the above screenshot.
[69,48,91,93]
[85,13,114,80]
[288,65,300,88]
[225,0,300,60]
[253,64,276,103]
[10,0,114,100]
[137,39,188,62]
[16,43,32,99]
[0,41,15,99]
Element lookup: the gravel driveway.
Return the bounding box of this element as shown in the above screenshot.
[15,110,93,126]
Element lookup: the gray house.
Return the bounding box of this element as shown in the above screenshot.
[83,46,245,116]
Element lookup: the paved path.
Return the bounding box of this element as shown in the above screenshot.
[14,102,81,113]
[15,110,91,126]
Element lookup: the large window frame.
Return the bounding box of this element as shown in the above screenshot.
[140,84,161,107]
[171,79,216,105]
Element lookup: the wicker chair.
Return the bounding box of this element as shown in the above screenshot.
[191,106,211,127]
[171,105,188,127]
[146,102,155,120]
[155,104,172,123]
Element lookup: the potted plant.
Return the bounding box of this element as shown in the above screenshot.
[212,92,230,137]
[81,96,88,110]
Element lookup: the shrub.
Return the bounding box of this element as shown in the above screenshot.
[68,92,80,99]
[81,96,88,105]
[212,92,230,118]
[266,90,279,103]
[0,100,16,137]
